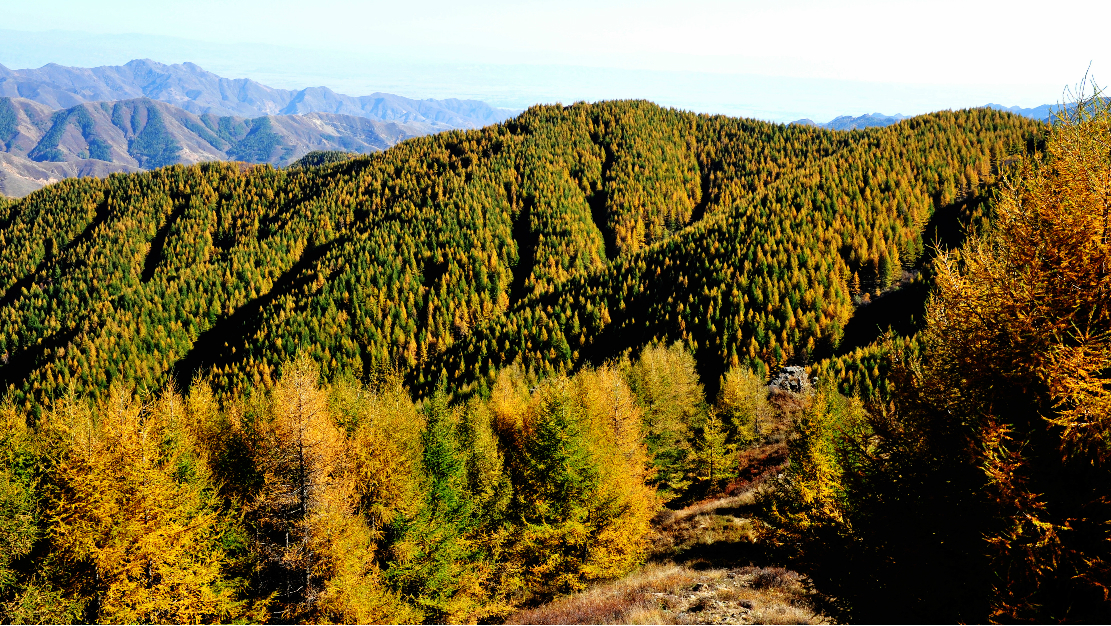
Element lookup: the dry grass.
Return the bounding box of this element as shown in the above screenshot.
[723,443,789,497]
[503,563,827,625]
[505,564,699,625]
[505,445,830,625]
[650,490,761,562]
[665,491,759,523]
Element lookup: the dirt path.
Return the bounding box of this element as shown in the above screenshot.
[505,488,828,625]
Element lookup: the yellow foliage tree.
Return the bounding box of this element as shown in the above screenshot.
[500,365,656,600]
[332,372,424,529]
[252,356,412,623]
[717,366,772,445]
[575,365,657,581]
[624,343,705,497]
[49,385,263,623]
[926,87,1111,620]
[0,401,86,624]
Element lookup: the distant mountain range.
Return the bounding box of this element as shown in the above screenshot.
[0,96,427,197]
[791,112,908,131]
[983,102,1063,121]
[0,59,520,197]
[792,102,1065,132]
[0,59,513,132]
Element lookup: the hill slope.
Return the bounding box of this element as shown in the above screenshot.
[0,96,426,196]
[0,58,513,131]
[0,101,1043,408]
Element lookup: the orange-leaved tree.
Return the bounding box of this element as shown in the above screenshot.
[926,86,1111,621]
[251,356,413,623]
[763,86,1111,623]
[49,385,264,623]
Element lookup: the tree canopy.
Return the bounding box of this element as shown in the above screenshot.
[0,101,1041,411]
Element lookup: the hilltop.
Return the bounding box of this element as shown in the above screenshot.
[0,100,1041,409]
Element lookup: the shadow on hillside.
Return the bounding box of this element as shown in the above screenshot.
[651,492,784,572]
[830,189,990,357]
[836,279,929,355]
[585,133,618,261]
[509,196,538,305]
[671,540,781,570]
[172,236,347,391]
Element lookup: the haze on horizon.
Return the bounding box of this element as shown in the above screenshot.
[0,0,1105,123]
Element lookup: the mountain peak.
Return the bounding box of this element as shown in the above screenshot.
[983,102,1060,121]
[792,112,906,131]
[0,59,515,129]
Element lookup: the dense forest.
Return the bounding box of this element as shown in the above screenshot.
[5,95,1109,623]
[765,93,1111,623]
[0,100,1041,409]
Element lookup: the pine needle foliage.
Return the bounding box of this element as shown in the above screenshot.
[761,85,1111,623]
[0,351,676,623]
[930,85,1111,622]
[0,103,1041,412]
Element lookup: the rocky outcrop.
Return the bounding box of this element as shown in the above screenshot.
[768,366,812,394]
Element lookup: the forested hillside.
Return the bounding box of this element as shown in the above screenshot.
[0,98,1074,623]
[0,100,1040,411]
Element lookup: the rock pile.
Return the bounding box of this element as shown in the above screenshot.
[768,366,813,394]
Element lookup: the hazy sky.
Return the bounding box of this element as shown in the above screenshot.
[0,0,1105,121]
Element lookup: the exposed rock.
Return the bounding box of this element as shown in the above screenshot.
[768,366,812,394]
[0,152,138,198]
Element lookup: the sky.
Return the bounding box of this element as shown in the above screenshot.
[0,0,1106,122]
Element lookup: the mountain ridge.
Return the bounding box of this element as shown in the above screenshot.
[983,102,1063,121]
[0,58,516,132]
[0,95,427,196]
[791,112,907,131]
[794,101,1066,131]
